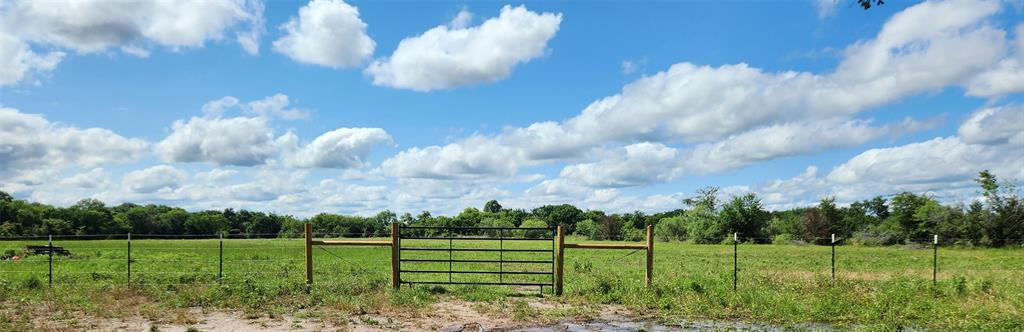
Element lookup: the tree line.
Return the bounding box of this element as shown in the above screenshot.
[0,171,1020,246]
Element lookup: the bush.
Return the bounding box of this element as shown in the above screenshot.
[851,218,903,246]
[655,216,686,242]
[621,226,644,242]
[574,219,597,238]
[519,219,548,238]
[772,233,798,245]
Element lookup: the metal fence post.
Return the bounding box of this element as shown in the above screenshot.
[48,234,52,287]
[733,232,738,291]
[127,233,131,284]
[831,233,836,284]
[933,235,938,288]
[219,232,223,283]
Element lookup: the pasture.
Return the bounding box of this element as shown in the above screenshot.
[1,236,1022,330]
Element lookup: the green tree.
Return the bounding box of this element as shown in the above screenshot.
[531,204,584,233]
[889,192,931,241]
[720,193,770,242]
[685,205,723,244]
[483,200,503,213]
[974,170,1023,246]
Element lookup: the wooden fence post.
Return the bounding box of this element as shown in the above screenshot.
[555,225,564,296]
[646,224,653,288]
[304,223,313,286]
[391,223,400,290]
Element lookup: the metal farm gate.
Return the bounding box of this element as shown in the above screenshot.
[304,223,652,295]
[396,226,555,292]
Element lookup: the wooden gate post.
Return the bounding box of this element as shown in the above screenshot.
[391,223,400,290]
[646,224,653,288]
[304,223,313,286]
[555,225,564,296]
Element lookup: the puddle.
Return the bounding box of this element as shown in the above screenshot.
[508,319,836,331]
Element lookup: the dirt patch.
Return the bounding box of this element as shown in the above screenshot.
[10,298,630,331]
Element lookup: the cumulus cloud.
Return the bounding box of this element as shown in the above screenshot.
[0,32,64,85]
[0,107,149,178]
[155,116,282,166]
[964,24,1024,97]
[380,0,1015,183]
[380,135,523,179]
[123,165,188,193]
[365,5,562,91]
[272,0,375,68]
[287,127,393,168]
[556,143,683,188]
[0,0,264,85]
[957,105,1024,145]
[0,0,262,53]
[58,168,111,189]
[244,93,310,120]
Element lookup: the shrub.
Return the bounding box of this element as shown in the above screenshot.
[519,219,548,238]
[621,226,644,242]
[772,233,797,245]
[574,219,597,238]
[655,216,687,242]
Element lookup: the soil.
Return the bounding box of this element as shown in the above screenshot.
[19,298,634,332]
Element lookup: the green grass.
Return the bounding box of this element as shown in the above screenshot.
[1,236,1022,330]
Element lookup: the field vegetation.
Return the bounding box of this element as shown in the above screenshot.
[1,236,1022,330]
[0,171,1021,330]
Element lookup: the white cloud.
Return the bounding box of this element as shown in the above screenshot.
[816,0,839,18]
[380,135,523,179]
[957,105,1024,145]
[381,0,1014,182]
[0,32,64,85]
[365,5,562,91]
[155,116,281,166]
[58,168,111,189]
[964,24,1024,97]
[0,107,149,178]
[557,143,683,188]
[194,168,239,183]
[201,96,240,117]
[244,93,309,120]
[123,165,188,193]
[0,0,263,85]
[0,0,263,53]
[287,127,393,168]
[272,0,375,68]
[827,136,1024,187]
[684,118,936,173]
[199,94,308,120]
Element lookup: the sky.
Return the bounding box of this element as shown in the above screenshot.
[1,0,1022,217]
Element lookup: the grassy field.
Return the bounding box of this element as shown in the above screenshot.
[0,235,1022,330]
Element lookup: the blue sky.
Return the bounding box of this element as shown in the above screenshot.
[1,0,1022,216]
